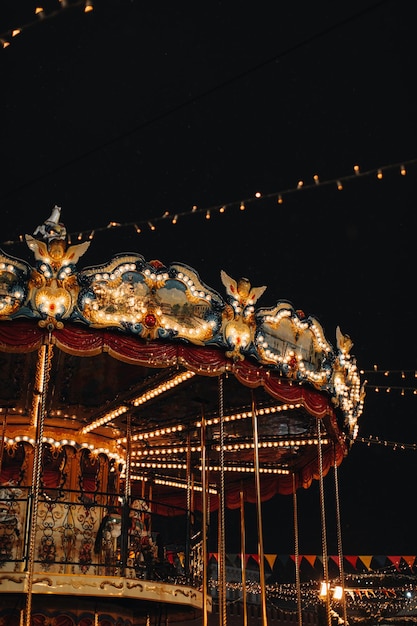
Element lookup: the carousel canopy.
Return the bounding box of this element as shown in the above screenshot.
[0,208,365,509]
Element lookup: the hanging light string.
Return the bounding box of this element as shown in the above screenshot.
[1,157,416,248]
[0,0,93,49]
[360,367,417,396]
[355,436,417,451]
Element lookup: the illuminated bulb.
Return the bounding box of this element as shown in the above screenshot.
[147,221,155,231]
[219,205,225,213]
[134,224,141,234]
[320,582,329,596]
[172,214,178,224]
[354,164,360,175]
[337,180,343,190]
[313,174,319,184]
[255,191,261,198]
[206,210,211,219]
[12,29,21,37]
[35,7,45,17]
[277,194,283,204]
[239,202,245,211]
[297,180,303,189]
[377,169,383,179]
[192,205,198,212]
[333,586,343,600]
[84,0,93,12]
[0,39,10,48]
[400,164,407,175]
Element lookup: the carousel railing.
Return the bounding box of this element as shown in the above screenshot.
[0,484,204,587]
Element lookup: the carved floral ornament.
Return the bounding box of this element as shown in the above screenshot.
[0,208,364,438]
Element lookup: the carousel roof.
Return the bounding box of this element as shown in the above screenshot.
[0,208,365,507]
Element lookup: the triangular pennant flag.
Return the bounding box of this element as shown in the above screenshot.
[250,554,260,565]
[278,555,290,567]
[402,556,416,570]
[226,553,238,566]
[329,555,340,569]
[304,555,317,568]
[359,555,373,571]
[387,556,402,570]
[373,555,387,568]
[265,554,277,570]
[344,555,359,570]
[209,553,218,562]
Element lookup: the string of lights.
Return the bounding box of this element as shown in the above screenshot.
[2,157,416,249]
[0,0,93,49]
[355,436,417,451]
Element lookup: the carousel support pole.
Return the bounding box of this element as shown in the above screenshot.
[186,429,192,583]
[333,450,348,626]
[292,473,302,626]
[148,482,152,531]
[124,412,132,501]
[251,392,268,626]
[317,418,331,626]
[240,487,248,626]
[122,412,132,575]
[218,375,227,626]
[24,340,54,626]
[0,410,7,474]
[200,406,209,626]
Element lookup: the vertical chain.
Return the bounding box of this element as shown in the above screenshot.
[24,342,53,626]
[292,473,302,626]
[317,418,331,626]
[251,391,268,626]
[124,412,132,500]
[333,451,348,626]
[218,375,227,626]
[200,406,209,626]
[240,486,248,626]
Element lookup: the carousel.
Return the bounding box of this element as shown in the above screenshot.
[0,208,364,626]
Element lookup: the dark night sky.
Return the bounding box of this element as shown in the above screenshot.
[1,0,417,556]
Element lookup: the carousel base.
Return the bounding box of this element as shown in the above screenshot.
[0,571,209,626]
[0,595,205,625]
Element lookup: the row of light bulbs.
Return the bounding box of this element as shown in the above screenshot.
[1,158,416,250]
[1,1,94,49]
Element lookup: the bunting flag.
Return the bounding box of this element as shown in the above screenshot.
[387,556,402,571]
[289,555,304,567]
[358,555,373,571]
[344,555,359,570]
[403,556,416,569]
[207,554,417,573]
[304,555,318,568]
[329,555,340,569]
[264,554,277,570]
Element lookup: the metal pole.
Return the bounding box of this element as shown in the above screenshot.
[251,392,268,626]
[218,376,227,626]
[200,407,209,626]
[317,418,331,626]
[292,473,302,626]
[24,341,53,626]
[333,452,348,626]
[240,487,248,626]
